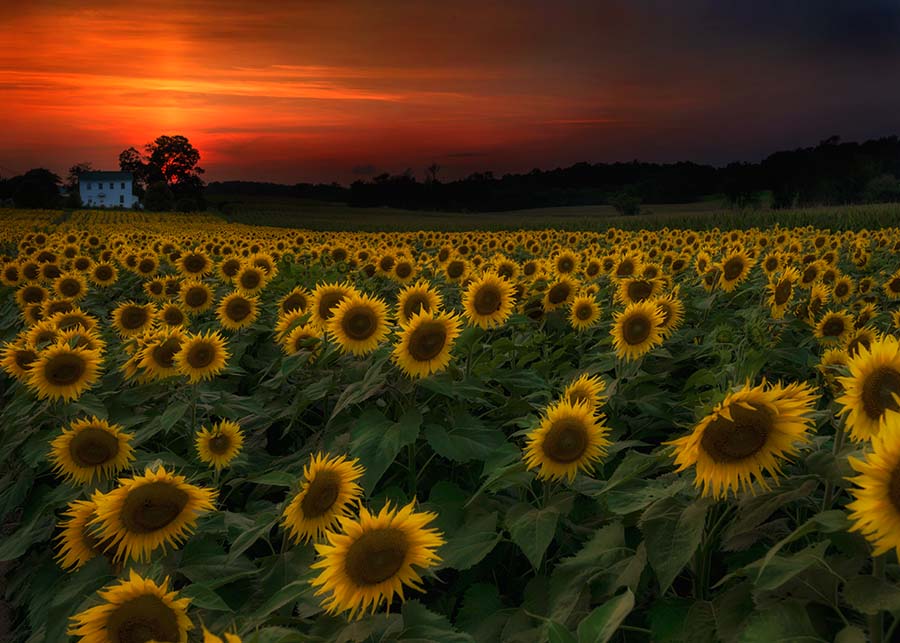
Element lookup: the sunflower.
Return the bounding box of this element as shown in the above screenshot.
[542,276,579,312]
[832,275,855,303]
[552,250,579,275]
[49,417,135,485]
[144,277,168,301]
[310,500,444,619]
[883,272,900,300]
[68,569,192,643]
[138,328,186,380]
[667,381,818,498]
[392,310,461,378]
[310,282,358,327]
[56,499,107,571]
[443,257,469,283]
[111,301,156,337]
[180,280,214,314]
[175,330,229,382]
[278,286,311,316]
[616,277,662,305]
[0,261,21,287]
[89,262,118,287]
[218,256,243,283]
[392,258,416,284]
[610,300,665,361]
[562,373,607,412]
[54,272,88,300]
[179,250,213,277]
[217,292,259,331]
[282,453,364,544]
[462,273,515,328]
[846,412,900,559]
[568,295,601,331]
[27,342,102,402]
[396,281,442,325]
[158,302,188,328]
[196,419,244,472]
[234,264,268,295]
[90,466,216,562]
[0,340,38,380]
[819,348,849,393]
[522,399,610,480]
[814,310,854,345]
[282,323,323,358]
[328,293,390,356]
[16,283,48,308]
[718,251,754,292]
[767,267,799,319]
[837,335,900,442]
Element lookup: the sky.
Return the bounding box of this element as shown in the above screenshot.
[1,0,899,184]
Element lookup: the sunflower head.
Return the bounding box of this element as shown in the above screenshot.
[542,276,579,312]
[523,399,610,481]
[310,282,358,327]
[611,300,665,361]
[175,330,229,383]
[56,498,110,571]
[217,292,259,331]
[282,452,364,543]
[27,342,102,402]
[112,301,156,337]
[327,293,390,356]
[568,295,601,331]
[310,500,444,619]
[396,281,442,325]
[838,335,900,441]
[49,417,135,485]
[562,373,607,412]
[392,310,461,378]
[196,420,244,472]
[462,273,515,328]
[180,281,214,314]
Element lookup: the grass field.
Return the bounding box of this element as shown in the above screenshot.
[208,194,900,231]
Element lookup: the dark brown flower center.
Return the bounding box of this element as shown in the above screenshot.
[186,342,216,369]
[557,256,575,273]
[183,253,207,274]
[722,257,745,281]
[162,307,185,326]
[575,303,594,321]
[70,427,119,466]
[473,285,502,315]
[106,595,180,643]
[344,528,408,586]
[626,280,653,302]
[152,338,182,368]
[45,351,87,385]
[208,434,231,455]
[342,306,377,340]
[120,306,149,330]
[622,313,652,345]
[408,321,447,361]
[317,291,346,320]
[225,297,252,322]
[281,292,307,314]
[446,260,465,279]
[395,262,412,278]
[774,280,792,305]
[821,316,846,338]
[379,256,395,272]
[184,286,209,308]
[300,470,342,518]
[222,258,241,278]
[861,366,900,421]
[58,278,82,297]
[21,285,45,304]
[402,293,431,320]
[15,348,37,371]
[700,402,772,462]
[239,270,261,290]
[547,282,571,305]
[138,258,156,274]
[120,481,189,533]
[542,418,589,463]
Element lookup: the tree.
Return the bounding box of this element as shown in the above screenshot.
[609,187,642,216]
[12,169,61,209]
[118,147,147,195]
[425,162,441,183]
[64,162,93,193]
[118,134,205,208]
[142,181,176,211]
[863,174,900,203]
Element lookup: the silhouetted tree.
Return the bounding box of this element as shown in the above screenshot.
[11,169,61,209]
[118,147,147,196]
[119,134,205,209]
[143,181,176,211]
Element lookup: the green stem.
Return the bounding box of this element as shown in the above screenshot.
[869,554,886,643]
[822,415,846,511]
[407,442,417,497]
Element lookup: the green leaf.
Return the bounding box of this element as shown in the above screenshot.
[350,408,421,493]
[439,512,501,571]
[226,508,280,562]
[738,603,824,642]
[843,574,900,614]
[834,626,867,643]
[506,502,561,570]
[754,510,849,578]
[399,599,475,643]
[248,471,296,487]
[547,622,578,643]
[576,589,635,643]
[750,540,830,591]
[423,411,508,463]
[180,583,233,612]
[640,496,710,592]
[722,479,818,551]
[249,580,312,621]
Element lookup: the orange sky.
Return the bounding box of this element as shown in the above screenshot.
[1,1,899,183]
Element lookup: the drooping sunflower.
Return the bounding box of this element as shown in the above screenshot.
[217,292,259,331]
[175,330,229,383]
[568,295,601,331]
[562,373,607,413]
[845,326,878,359]
[522,399,611,480]
[651,292,685,337]
[882,272,900,300]
[195,419,244,472]
[111,301,155,337]
[49,417,135,485]
[90,466,216,562]
[56,498,107,571]
[327,293,390,356]
[814,310,854,345]
[68,569,192,643]
[667,380,818,498]
[310,282,358,328]
[27,342,102,402]
[392,310,461,378]
[462,273,515,329]
[837,335,900,442]
[767,266,799,319]
[310,500,444,619]
[282,452,364,544]
[0,340,38,381]
[396,281,442,325]
[610,300,665,361]
[846,412,900,559]
[180,280,214,314]
[718,250,754,292]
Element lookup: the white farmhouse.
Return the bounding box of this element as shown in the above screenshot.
[79,171,138,208]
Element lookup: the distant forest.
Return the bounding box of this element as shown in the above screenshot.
[207,135,900,213]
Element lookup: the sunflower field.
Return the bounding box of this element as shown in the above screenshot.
[4,208,900,642]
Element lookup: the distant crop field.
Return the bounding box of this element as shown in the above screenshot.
[3,207,900,642]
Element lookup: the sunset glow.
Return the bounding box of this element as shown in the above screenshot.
[1,1,899,182]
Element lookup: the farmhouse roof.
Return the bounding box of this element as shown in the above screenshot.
[80,171,133,181]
